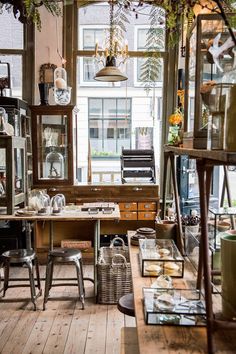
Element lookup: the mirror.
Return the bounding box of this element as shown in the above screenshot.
[39,63,57,85]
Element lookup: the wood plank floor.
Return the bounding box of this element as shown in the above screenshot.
[0,265,135,354]
[1,260,236,354]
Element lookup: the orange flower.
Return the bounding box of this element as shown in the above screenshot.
[168,109,183,126]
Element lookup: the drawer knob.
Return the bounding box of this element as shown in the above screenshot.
[133,187,142,191]
[91,188,101,192]
[48,188,57,192]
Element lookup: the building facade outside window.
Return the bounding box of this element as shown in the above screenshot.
[89,98,131,157]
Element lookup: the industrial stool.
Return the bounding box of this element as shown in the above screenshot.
[117,293,135,317]
[0,249,42,311]
[43,248,85,310]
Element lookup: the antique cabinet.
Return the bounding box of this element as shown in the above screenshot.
[30,105,77,185]
[184,13,236,149]
[0,136,26,214]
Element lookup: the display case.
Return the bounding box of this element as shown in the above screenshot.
[0,97,32,194]
[184,13,236,149]
[139,239,184,277]
[0,136,26,214]
[31,105,77,185]
[143,287,206,326]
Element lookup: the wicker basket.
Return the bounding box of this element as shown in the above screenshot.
[97,237,132,304]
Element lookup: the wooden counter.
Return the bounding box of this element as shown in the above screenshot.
[128,232,236,353]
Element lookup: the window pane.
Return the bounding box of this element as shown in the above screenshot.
[137,57,163,82]
[0,10,23,49]
[89,99,102,118]
[83,29,105,49]
[137,29,149,50]
[104,99,116,118]
[0,55,22,98]
[83,58,96,82]
[117,98,131,117]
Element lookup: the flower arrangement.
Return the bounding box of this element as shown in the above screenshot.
[168,108,183,127]
[181,213,200,226]
[167,108,183,145]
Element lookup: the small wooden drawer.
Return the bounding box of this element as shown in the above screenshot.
[138,202,157,211]
[120,211,138,220]
[119,202,137,211]
[138,211,156,220]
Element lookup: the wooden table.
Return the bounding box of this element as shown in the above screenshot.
[162,146,236,354]
[0,205,120,297]
[128,231,236,353]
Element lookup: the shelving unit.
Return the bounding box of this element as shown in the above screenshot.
[0,97,32,199]
[121,148,156,184]
[0,136,26,214]
[163,145,236,354]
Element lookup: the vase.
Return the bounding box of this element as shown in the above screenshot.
[38,83,49,105]
[221,230,236,319]
[155,221,176,240]
[167,125,180,146]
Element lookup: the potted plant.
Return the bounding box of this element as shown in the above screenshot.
[181,211,200,236]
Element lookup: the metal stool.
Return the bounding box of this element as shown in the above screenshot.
[117,293,135,317]
[43,248,85,310]
[0,249,42,311]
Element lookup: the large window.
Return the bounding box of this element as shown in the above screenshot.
[89,98,131,157]
[73,2,167,183]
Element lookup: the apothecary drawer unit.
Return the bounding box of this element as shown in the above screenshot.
[119,201,157,221]
[30,105,77,186]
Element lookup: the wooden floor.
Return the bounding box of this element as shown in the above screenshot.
[1,260,236,354]
[0,265,135,354]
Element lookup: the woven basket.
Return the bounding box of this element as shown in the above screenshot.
[97,237,132,304]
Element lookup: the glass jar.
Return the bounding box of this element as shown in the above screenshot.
[45,147,64,179]
[0,107,7,134]
[50,193,66,215]
[54,67,71,105]
[54,87,71,105]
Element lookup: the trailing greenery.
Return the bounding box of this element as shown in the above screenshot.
[25,0,61,30]
[139,5,165,93]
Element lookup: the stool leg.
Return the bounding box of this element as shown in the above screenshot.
[26,261,37,311]
[34,257,42,295]
[43,258,53,310]
[3,260,10,297]
[74,259,85,309]
[79,258,85,294]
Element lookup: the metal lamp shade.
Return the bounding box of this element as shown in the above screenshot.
[94,65,128,82]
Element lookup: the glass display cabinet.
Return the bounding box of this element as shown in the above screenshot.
[139,239,184,277]
[184,13,236,149]
[30,105,77,185]
[0,136,26,214]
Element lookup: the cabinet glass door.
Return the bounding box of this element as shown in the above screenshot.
[36,113,68,181]
[185,13,236,148]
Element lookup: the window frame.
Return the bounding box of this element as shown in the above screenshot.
[0,16,34,103]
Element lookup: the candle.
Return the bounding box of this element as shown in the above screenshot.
[114,41,118,55]
[125,39,128,55]
[95,41,98,56]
